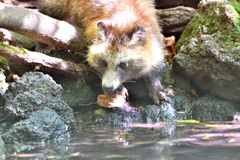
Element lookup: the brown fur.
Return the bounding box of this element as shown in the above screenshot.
[38,0,166,103]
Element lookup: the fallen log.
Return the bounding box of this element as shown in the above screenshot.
[0,42,92,78]
[0,28,37,50]
[0,2,86,52]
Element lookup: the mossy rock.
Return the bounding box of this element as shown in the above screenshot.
[173,0,240,101]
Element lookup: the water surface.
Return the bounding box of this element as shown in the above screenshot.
[3,121,240,160]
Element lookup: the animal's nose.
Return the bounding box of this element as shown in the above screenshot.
[102,84,114,93]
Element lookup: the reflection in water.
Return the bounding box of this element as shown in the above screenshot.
[3,121,240,160]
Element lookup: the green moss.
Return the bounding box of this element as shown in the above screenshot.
[0,51,10,74]
[0,56,8,71]
[228,4,240,30]
[0,42,27,55]
[229,0,240,13]
[176,0,240,52]
[0,42,29,74]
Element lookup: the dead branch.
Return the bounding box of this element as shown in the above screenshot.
[0,42,93,78]
[0,2,86,52]
[0,28,37,50]
[2,0,37,8]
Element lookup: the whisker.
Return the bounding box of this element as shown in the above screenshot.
[88,69,102,78]
[94,82,102,88]
[125,80,136,83]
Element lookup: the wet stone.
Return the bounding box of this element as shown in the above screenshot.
[5,71,62,100]
[95,108,143,127]
[142,102,176,123]
[2,107,70,144]
[4,72,76,131]
[192,95,236,122]
[95,98,176,127]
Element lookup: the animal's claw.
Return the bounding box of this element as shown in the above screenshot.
[159,88,174,99]
[152,88,175,104]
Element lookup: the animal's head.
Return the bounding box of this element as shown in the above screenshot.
[87,21,154,94]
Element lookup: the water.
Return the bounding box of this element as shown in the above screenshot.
[2,121,240,160]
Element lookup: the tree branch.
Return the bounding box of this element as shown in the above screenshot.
[0,28,37,50]
[0,2,86,52]
[0,42,93,78]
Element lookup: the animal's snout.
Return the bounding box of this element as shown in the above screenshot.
[102,84,114,93]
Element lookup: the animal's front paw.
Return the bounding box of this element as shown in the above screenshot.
[116,86,128,100]
[159,88,174,100]
[152,88,174,104]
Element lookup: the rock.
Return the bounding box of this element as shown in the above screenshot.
[155,0,201,9]
[0,137,5,159]
[5,90,76,128]
[159,100,176,121]
[173,0,240,101]
[2,107,70,144]
[142,104,176,123]
[54,76,96,108]
[0,68,8,96]
[141,105,162,123]
[192,96,236,121]
[157,6,197,38]
[158,62,175,88]
[233,112,240,124]
[95,108,142,127]
[95,99,176,127]
[5,72,62,99]
[4,72,76,130]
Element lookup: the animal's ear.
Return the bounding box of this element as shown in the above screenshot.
[96,21,108,41]
[128,26,146,46]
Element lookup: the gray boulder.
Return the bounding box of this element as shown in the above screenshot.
[173,0,240,101]
[192,95,236,121]
[4,72,76,130]
[2,107,70,144]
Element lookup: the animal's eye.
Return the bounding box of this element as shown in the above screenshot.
[118,62,127,69]
[102,60,108,67]
[98,58,108,67]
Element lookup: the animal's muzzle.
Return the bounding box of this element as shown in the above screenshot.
[102,84,114,94]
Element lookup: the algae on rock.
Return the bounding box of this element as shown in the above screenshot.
[173,0,240,101]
